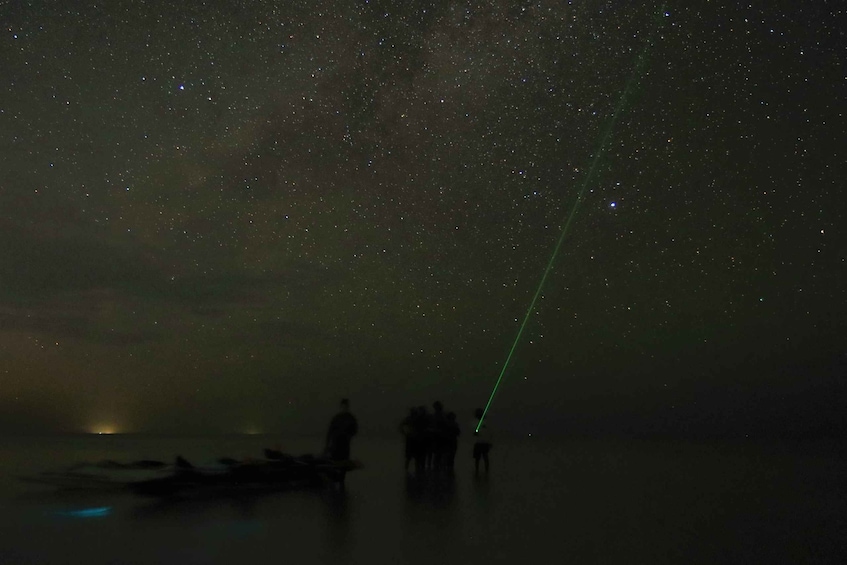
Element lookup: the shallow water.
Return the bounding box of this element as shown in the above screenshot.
[1,435,844,564]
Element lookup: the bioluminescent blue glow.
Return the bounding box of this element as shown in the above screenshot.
[54,506,112,519]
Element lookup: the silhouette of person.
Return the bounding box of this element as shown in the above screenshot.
[414,406,430,474]
[444,412,460,473]
[472,408,492,474]
[399,407,417,472]
[325,398,358,461]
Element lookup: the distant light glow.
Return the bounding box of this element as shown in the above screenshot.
[610,201,617,208]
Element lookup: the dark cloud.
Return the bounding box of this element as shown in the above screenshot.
[0,220,156,300]
[0,302,161,345]
[0,394,79,434]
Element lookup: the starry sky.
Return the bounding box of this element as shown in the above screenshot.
[1,1,844,438]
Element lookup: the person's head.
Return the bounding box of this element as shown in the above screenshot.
[340,398,350,412]
[433,401,443,413]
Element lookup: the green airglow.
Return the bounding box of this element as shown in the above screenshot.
[476,7,665,433]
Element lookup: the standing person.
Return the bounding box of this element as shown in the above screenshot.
[399,407,417,472]
[416,405,431,473]
[325,398,358,461]
[325,398,358,488]
[472,408,492,475]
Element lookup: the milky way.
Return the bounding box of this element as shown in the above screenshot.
[1,1,843,437]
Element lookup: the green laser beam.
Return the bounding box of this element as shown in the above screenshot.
[476,7,665,433]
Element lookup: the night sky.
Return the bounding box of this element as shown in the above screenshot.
[1,1,844,438]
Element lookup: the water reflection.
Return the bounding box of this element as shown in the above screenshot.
[322,488,350,558]
[404,473,457,508]
[131,492,262,520]
[472,472,491,511]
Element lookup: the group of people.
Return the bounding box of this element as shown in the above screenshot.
[399,401,461,474]
[399,402,493,475]
[322,398,493,484]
